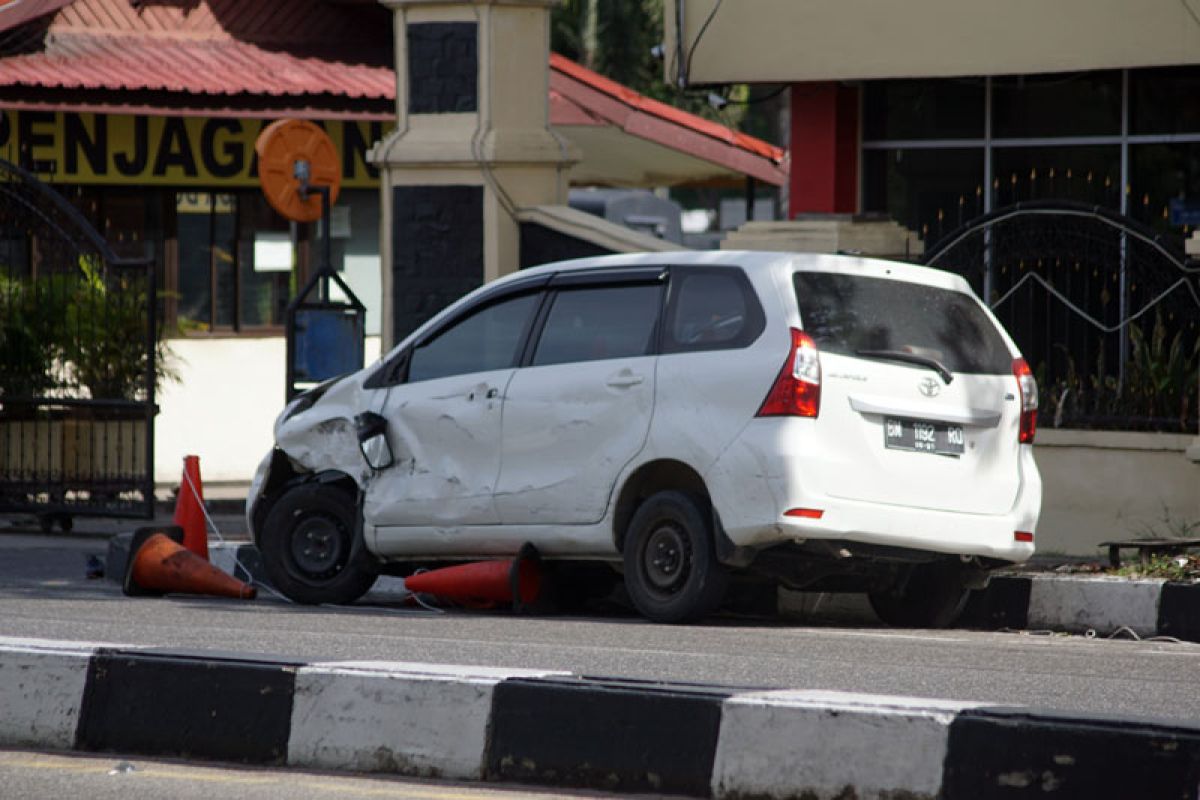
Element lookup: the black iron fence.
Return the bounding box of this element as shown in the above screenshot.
[925,201,1200,434]
[0,159,156,526]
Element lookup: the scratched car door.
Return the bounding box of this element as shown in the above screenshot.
[365,291,540,529]
[494,271,663,526]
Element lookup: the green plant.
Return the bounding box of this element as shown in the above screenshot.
[0,274,66,398]
[1110,553,1200,581]
[1125,309,1200,428]
[59,255,177,401]
[1044,310,1199,432]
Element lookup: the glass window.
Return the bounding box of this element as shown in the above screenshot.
[212,194,236,329]
[532,284,661,367]
[863,79,985,141]
[1131,142,1200,231]
[793,272,1012,375]
[237,194,292,328]
[1131,66,1200,135]
[174,191,295,333]
[408,293,538,382]
[176,192,216,331]
[991,145,1121,209]
[992,71,1121,138]
[862,147,984,244]
[665,269,764,351]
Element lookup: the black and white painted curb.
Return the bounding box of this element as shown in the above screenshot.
[959,574,1200,642]
[4,635,1200,798]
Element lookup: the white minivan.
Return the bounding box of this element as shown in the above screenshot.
[247,251,1041,625]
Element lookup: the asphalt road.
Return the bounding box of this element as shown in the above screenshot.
[3,529,1200,723]
[0,750,643,800]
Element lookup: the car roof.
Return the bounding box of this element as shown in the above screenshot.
[510,250,973,294]
[383,250,978,363]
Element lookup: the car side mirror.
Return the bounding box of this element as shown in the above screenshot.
[355,412,394,471]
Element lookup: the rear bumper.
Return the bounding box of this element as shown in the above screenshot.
[767,495,1037,563]
[706,422,1042,563]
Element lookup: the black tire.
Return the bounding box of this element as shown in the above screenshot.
[622,491,728,624]
[259,482,377,605]
[868,563,970,628]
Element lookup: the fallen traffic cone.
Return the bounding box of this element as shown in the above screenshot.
[174,454,208,560]
[123,525,256,600]
[405,543,541,611]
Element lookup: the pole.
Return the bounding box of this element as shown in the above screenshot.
[319,185,332,303]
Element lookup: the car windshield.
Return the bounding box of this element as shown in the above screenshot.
[793,271,1012,375]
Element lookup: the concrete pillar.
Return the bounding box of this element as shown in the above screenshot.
[371,0,578,349]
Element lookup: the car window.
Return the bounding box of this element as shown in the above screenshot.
[531,284,662,367]
[664,267,765,352]
[408,293,539,382]
[793,271,1012,374]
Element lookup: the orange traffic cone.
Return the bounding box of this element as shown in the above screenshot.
[405,543,541,610]
[123,525,256,600]
[174,454,208,560]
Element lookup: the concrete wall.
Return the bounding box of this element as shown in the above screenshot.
[664,0,1200,83]
[155,336,382,486]
[1034,430,1200,557]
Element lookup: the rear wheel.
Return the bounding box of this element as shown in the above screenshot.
[623,491,727,624]
[259,482,377,605]
[868,562,969,628]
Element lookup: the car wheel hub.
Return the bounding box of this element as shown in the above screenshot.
[644,523,689,593]
[290,515,345,578]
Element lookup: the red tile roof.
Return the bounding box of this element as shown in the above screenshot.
[2,31,394,98]
[0,0,392,99]
[0,0,74,31]
[549,53,786,185]
[549,53,785,167]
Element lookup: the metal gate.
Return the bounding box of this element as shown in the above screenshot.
[924,201,1200,433]
[0,159,156,527]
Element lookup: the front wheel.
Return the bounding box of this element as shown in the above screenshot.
[623,491,728,624]
[868,562,970,628]
[259,482,377,604]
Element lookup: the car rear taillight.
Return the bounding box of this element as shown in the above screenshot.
[1012,357,1038,444]
[757,328,820,418]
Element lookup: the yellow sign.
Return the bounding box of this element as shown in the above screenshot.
[0,111,389,188]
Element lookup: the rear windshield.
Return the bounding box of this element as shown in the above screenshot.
[793,272,1013,375]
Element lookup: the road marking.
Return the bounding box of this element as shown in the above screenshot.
[781,629,972,643]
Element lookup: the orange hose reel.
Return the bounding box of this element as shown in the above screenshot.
[255,119,342,223]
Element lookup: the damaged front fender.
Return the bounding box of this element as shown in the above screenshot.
[274,374,373,487]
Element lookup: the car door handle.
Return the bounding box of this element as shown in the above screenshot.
[606,373,645,388]
[467,387,501,401]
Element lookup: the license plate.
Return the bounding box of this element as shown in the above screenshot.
[884,417,964,456]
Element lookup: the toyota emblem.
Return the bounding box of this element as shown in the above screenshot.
[918,377,940,397]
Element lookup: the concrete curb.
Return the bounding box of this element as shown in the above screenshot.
[4,635,1200,798]
[961,574,1200,642]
